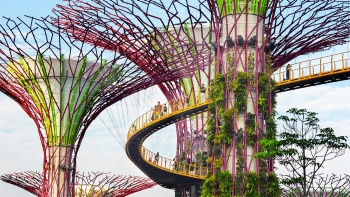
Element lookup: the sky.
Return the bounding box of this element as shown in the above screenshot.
[0,1,350,197]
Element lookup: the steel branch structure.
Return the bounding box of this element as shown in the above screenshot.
[0,171,157,197]
[52,0,212,101]
[0,14,203,196]
[52,0,350,196]
[266,0,350,68]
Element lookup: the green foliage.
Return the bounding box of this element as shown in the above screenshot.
[219,108,234,144]
[206,157,212,165]
[258,160,268,197]
[245,172,260,197]
[209,73,225,109]
[186,140,191,154]
[234,129,245,195]
[218,171,233,197]
[214,158,222,171]
[230,71,248,112]
[247,53,256,87]
[256,108,350,196]
[196,151,208,167]
[201,176,212,197]
[267,173,282,197]
[227,50,235,82]
[204,54,278,197]
[246,113,257,146]
[265,112,277,140]
[208,102,216,114]
[210,173,220,196]
[257,73,269,115]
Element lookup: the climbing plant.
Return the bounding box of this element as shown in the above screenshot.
[245,172,260,197]
[230,71,248,113]
[234,128,245,195]
[218,171,233,197]
[247,52,256,87]
[202,53,279,197]
[218,108,234,145]
[246,112,256,146]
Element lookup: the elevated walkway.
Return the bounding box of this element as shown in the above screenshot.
[126,50,350,188]
[125,96,210,189]
[274,51,350,92]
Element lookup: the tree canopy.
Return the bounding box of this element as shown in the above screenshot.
[256,108,350,197]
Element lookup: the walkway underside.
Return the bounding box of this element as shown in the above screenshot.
[125,102,210,189]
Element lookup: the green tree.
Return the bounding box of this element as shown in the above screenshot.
[256,108,350,197]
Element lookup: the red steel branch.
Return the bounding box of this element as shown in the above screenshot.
[0,14,201,196]
[49,1,350,196]
[1,171,157,197]
[53,0,214,165]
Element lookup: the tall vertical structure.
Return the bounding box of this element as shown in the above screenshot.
[0,15,202,196]
[52,0,350,196]
[202,1,273,196]
[199,1,350,196]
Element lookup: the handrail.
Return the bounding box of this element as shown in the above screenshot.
[126,87,211,179]
[273,50,350,83]
[141,147,208,179]
[127,87,210,139]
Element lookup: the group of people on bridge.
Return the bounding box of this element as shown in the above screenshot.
[151,101,167,120]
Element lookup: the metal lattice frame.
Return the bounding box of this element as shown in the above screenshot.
[266,0,350,68]
[53,0,214,173]
[281,174,350,196]
[205,0,349,196]
[51,0,350,196]
[0,171,157,197]
[53,0,213,99]
[0,14,203,196]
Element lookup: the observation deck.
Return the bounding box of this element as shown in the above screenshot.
[126,51,350,188]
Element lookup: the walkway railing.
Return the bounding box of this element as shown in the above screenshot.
[141,147,208,179]
[127,88,210,139]
[273,51,350,83]
[126,88,210,179]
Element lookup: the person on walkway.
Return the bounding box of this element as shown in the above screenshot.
[156,101,162,117]
[286,64,292,80]
[200,83,206,102]
[163,104,167,116]
[151,105,157,121]
[154,152,159,164]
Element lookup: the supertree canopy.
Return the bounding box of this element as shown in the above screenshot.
[48,0,350,196]
[53,1,214,187]
[0,171,157,197]
[0,14,206,196]
[266,0,350,68]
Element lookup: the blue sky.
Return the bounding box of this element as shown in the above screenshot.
[0,1,350,197]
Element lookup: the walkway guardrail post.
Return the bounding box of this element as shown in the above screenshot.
[331,55,334,71]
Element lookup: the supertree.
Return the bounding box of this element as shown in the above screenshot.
[0,14,205,196]
[0,171,157,197]
[53,0,350,196]
[53,1,213,194]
